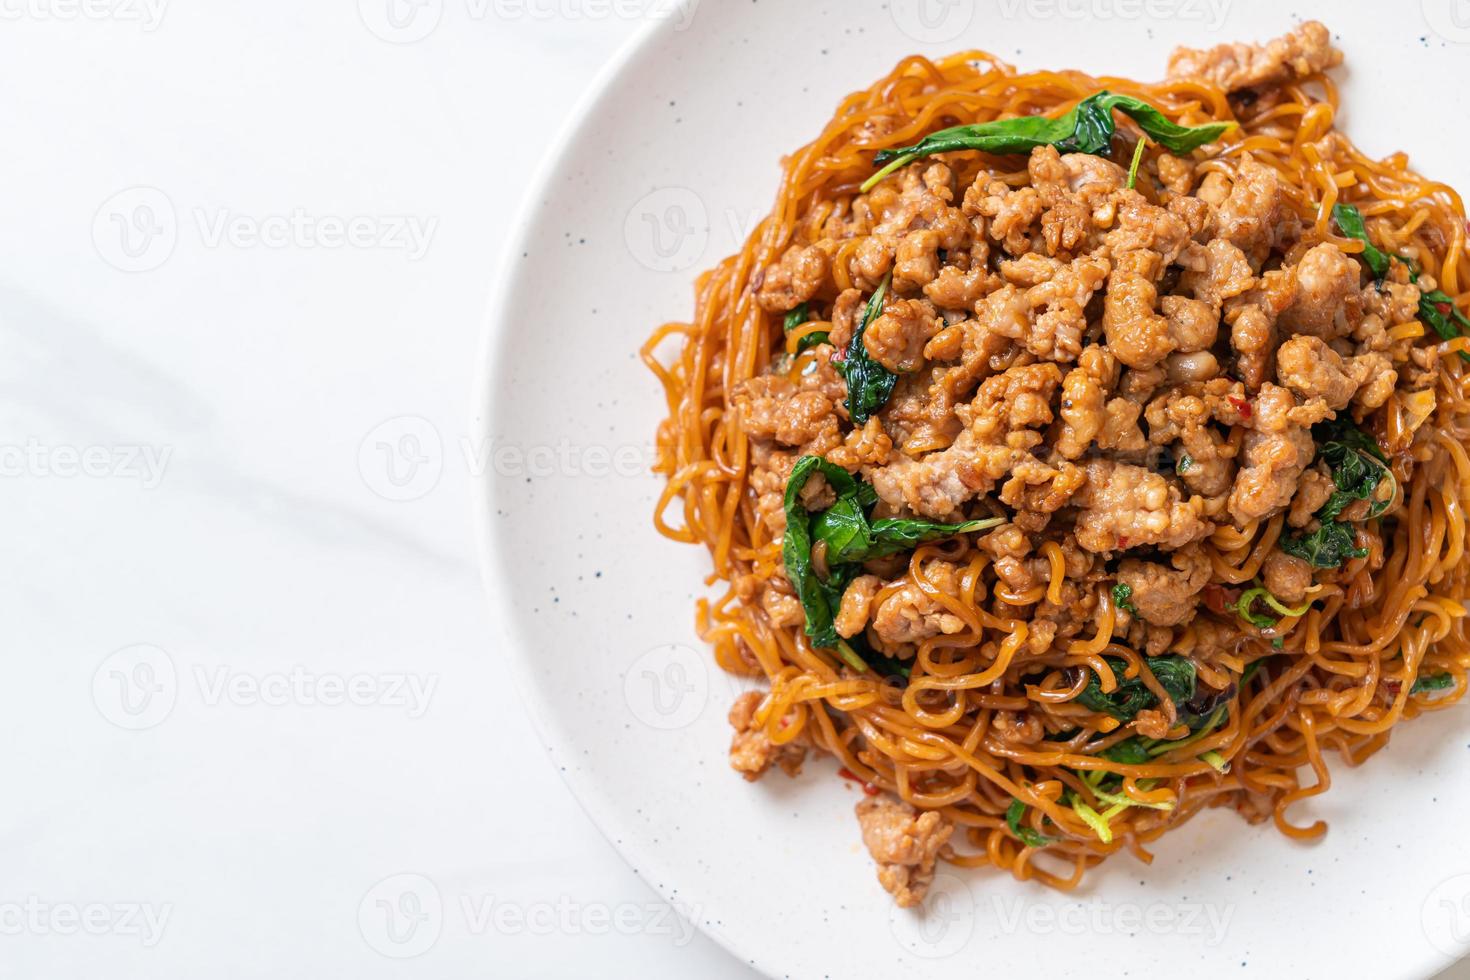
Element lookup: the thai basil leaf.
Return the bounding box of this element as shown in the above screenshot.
[806,494,871,566]
[1098,94,1233,154]
[1076,656,1196,723]
[783,301,828,354]
[1140,704,1228,763]
[806,461,995,564]
[864,90,1231,192]
[1280,520,1367,569]
[1279,420,1391,568]
[1317,438,1392,521]
[781,456,860,650]
[1095,694,1228,765]
[794,331,828,354]
[862,515,1000,558]
[1005,798,1055,848]
[1099,736,1152,764]
[1419,288,1470,364]
[1314,416,1387,463]
[838,274,896,424]
[817,510,1002,564]
[783,303,809,331]
[856,639,914,681]
[1143,657,1197,706]
[1334,203,1470,363]
[836,628,913,680]
[783,455,993,654]
[1410,672,1455,694]
[1331,203,1397,280]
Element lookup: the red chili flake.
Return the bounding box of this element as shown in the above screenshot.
[1203,583,1241,616]
[1228,396,1253,419]
[1437,302,1454,316]
[1117,536,1130,549]
[1383,680,1402,697]
[837,767,880,795]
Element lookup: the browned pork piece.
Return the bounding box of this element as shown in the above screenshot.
[855,795,954,908]
[727,692,806,782]
[1166,20,1342,93]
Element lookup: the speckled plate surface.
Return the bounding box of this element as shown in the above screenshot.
[477,5,1470,977]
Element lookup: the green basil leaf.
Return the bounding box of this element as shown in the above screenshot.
[872,113,1100,170]
[809,468,996,564]
[1005,798,1055,848]
[1331,203,1396,281]
[1091,695,1228,766]
[1101,93,1233,153]
[781,456,859,650]
[1076,656,1196,723]
[1279,521,1368,569]
[783,303,809,332]
[1316,437,1391,522]
[1313,416,1387,463]
[1410,672,1455,695]
[809,495,873,564]
[864,90,1231,192]
[1419,288,1470,364]
[838,274,897,425]
[856,639,913,680]
[1334,203,1470,364]
[1099,736,1152,765]
[782,301,829,354]
[783,454,996,662]
[825,515,1002,564]
[1279,420,1392,568]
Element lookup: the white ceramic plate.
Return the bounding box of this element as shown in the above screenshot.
[478,5,1470,977]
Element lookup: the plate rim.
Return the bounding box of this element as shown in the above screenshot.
[470,12,771,977]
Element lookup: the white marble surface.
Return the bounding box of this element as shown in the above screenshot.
[3,2,1467,977]
[0,4,755,977]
